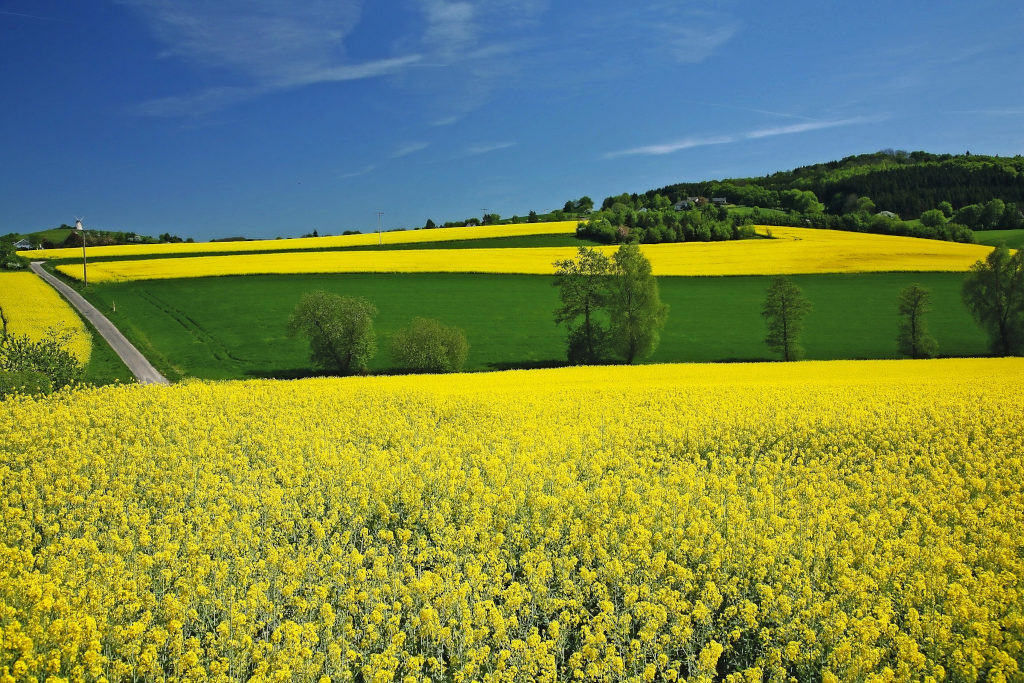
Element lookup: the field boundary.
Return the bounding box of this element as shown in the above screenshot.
[29,262,169,385]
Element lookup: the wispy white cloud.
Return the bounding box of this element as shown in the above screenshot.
[407,0,549,124]
[419,0,477,59]
[466,141,516,155]
[338,164,377,179]
[745,119,875,139]
[604,117,878,159]
[118,0,422,115]
[389,142,430,159]
[946,109,1024,116]
[688,101,817,121]
[431,115,461,127]
[659,22,737,63]
[0,9,64,21]
[576,2,737,66]
[134,54,422,116]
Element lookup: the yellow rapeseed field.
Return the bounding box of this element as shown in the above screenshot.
[0,272,90,363]
[2,358,1022,681]
[53,227,997,282]
[20,221,579,261]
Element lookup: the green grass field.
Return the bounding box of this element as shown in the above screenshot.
[76,272,988,381]
[974,229,1024,249]
[26,227,74,244]
[80,317,135,385]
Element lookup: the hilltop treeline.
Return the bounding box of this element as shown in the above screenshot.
[651,150,1024,222]
[577,199,756,244]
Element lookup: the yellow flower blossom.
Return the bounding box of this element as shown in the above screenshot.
[1,357,1022,679]
[22,221,579,260]
[0,272,90,363]
[52,226,997,282]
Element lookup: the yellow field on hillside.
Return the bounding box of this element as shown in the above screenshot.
[0,272,90,363]
[2,358,1022,680]
[54,226,997,282]
[19,221,579,260]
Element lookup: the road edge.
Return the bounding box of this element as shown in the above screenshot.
[29,262,169,386]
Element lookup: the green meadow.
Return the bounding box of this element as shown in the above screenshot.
[974,229,1024,249]
[76,271,987,382]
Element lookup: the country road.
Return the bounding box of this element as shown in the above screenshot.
[30,262,169,385]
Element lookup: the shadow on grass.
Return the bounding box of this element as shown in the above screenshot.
[243,368,328,380]
[242,364,573,379]
[484,359,567,371]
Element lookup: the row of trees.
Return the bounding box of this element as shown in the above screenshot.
[578,204,756,245]
[752,246,1024,361]
[426,206,596,231]
[553,244,1024,364]
[759,279,941,362]
[947,198,1024,230]
[286,291,469,375]
[585,187,979,245]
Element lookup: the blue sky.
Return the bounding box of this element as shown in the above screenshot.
[2,0,1023,240]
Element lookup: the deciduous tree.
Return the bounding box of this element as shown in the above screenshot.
[762,276,812,361]
[607,244,668,364]
[287,291,377,374]
[897,284,938,358]
[962,246,1024,355]
[553,247,612,364]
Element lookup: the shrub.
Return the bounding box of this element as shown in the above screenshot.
[0,329,83,389]
[389,317,468,373]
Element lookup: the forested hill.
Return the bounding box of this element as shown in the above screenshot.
[652,151,1024,219]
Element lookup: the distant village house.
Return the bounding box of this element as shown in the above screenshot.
[673,197,704,210]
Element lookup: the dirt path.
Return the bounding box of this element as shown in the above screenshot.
[30,262,169,385]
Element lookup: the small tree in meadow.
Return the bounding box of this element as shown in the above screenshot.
[553,247,613,364]
[287,291,377,375]
[896,284,938,358]
[762,276,812,361]
[389,317,468,373]
[607,244,668,364]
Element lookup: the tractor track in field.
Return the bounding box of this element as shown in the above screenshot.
[135,290,247,364]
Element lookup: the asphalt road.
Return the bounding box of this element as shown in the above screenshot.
[30,262,169,385]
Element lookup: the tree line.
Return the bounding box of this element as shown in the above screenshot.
[417,151,1023,246]
[654,151,1024,221]
[578,200,757,245]
[553,245,1024,364]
